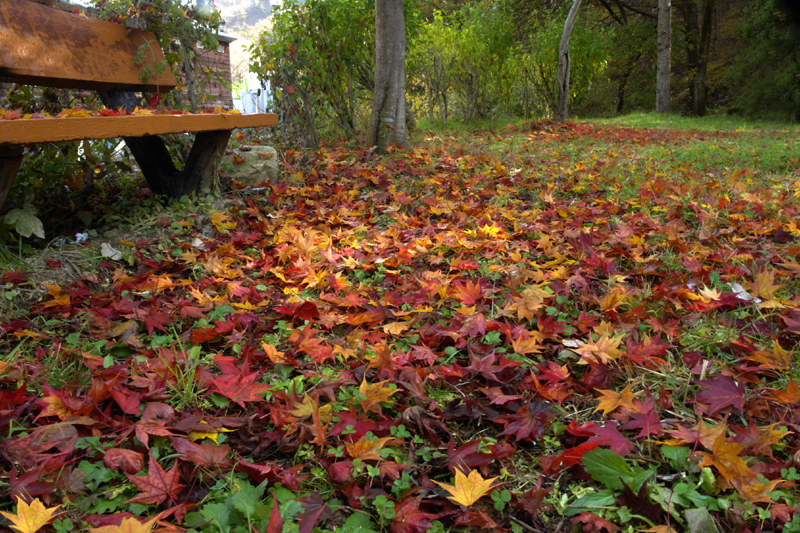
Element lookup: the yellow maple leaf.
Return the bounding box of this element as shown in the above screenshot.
[383,321,411,336]
[575,334,624,365]
[749,267,782,300]
[641,527,678,533]
[289,394,333,423]
[433,469,497,507]
[210,211,236,232]
[89,516,157,533]
[0,497,60,533]
[188,421,233,443]
[698,285,722,301]
[359,378,397,415]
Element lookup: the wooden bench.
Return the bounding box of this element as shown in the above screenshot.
[0,0,278,209]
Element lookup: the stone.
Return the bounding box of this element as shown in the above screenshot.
[221,145,279,186]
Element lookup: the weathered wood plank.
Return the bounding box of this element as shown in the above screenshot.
[0,113,279,145]
[0,0,177,92]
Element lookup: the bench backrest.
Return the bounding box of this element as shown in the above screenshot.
[0,0,177,93]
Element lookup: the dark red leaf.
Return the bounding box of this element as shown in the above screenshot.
[694,374,745,416]
[296,493,333,533]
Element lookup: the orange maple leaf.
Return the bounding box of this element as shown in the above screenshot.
[345,435,397,461]
[665,419,726,449]
[770,379,800,404]
[506,286,548,322]
[747,342,792,370]
[593,384,641,415]
[43,283,70,308]
[433,469,498,507]
[596,286,626,312]
[261,342,289,365]
[698,424,760,496]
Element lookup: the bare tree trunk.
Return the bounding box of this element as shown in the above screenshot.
[656,0,671,112]
[369,0,409,150]
[555,0,582,123]
[692,0,715,115]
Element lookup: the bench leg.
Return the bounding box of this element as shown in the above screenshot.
[100,91,231,200]
[122,130,231,199]
[0,145,23,212]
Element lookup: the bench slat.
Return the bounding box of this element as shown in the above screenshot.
[0,113,279,144]
[0,0,177,92]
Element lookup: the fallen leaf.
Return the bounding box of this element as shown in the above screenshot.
[89,517,157,533]
[433,468,497,507]
[0,497,60,533]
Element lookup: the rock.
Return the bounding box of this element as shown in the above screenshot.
[221,145,279,186]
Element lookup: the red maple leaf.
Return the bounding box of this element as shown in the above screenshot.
[453,279,484,305]
[296,493,333,533]
[586,422,635,456]
[209,372,270,408]
[497,401,555,441]
[571,511,620,533]
[694,374,745,417]
[540,441,604,475]
[143,306,171,335]
[103,448,145,474]
[391,497,436,533]
[125,453,185,505]
[619,409,664,439]
[170,438,234,470]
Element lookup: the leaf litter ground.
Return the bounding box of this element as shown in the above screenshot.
[1,119,800,533]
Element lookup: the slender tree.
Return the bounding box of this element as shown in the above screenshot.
[369,0,410,150]
[555,0,583,122]
[656,0,671,112]
[692,0,714,115]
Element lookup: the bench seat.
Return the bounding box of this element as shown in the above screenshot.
[0,113,279,145]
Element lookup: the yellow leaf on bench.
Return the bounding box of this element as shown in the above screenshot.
[58,107,94,118]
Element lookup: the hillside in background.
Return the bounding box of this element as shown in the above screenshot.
[215,0,275,85]
[216,0,273,32]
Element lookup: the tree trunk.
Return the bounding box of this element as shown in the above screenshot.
[692,0,715,115]
[656,0,671,112]
[100,91,228,199]
[369,0,409,150]
[555,0,583,123]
